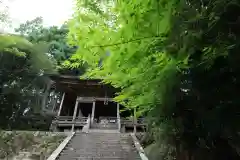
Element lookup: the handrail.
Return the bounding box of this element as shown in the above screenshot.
[131,133,149,160]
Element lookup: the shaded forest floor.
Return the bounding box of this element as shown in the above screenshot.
[0,131,66,160]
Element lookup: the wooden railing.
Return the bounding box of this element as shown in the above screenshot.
[99,117,118,123]
[75,117,88,123]
[54,116,73,122]
[121,118,146,126]
[52,116,146,129]
[137,118,146,125]
[53,116,88,127]
[121,119,134,125]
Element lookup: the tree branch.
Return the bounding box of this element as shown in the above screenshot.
[91,35,163,48]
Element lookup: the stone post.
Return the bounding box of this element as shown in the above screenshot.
[91,101,96,124]
[117,103,120,118]
[134,107,137,133]
[117,103,121,131]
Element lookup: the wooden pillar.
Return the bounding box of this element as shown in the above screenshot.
[91,101,96,123]
[134,107,137,133]
[71,100,79,132]
[57,92,65,116]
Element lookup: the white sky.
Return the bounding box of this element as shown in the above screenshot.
[1,0,75,32]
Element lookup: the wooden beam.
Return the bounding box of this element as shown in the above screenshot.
[71,100,79,132]
[77,97,113,102]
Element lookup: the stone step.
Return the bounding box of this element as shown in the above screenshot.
[58,156,141,160]
[56,132,141,160]
[59,153,127,158]
[68,141,129,145]
[64,147,124,150]
[62,147,125,152]
[58,157,127,160]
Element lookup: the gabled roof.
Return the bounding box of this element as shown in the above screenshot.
[46,74,117,96]
[48,74,102,86]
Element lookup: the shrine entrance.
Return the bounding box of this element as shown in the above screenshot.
[94,101,117,118]
[77,102,92,117]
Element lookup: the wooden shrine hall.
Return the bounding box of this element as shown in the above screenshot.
[48,75,146,132]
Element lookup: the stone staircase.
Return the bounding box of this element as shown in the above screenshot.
[91,122,118,130]
[57,132,141,160]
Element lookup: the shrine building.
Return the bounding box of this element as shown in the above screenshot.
[47,75,146,133]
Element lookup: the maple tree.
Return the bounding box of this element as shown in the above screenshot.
[68,0,240,159]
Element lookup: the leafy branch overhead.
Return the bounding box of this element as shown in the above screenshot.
[69,0,240,159]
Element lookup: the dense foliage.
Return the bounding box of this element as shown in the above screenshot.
[15,17,86,75]
[0,12,59,130]
[0,34,56,129]
[0,15,87,130]
[68,0,240,159]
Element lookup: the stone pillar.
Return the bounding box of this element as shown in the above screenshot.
[57,92,65,116]
[117,103,121,131]
[71,100,79,132]
[91,101,96,123]
[134,107,137,133]
[117,103,120,118]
